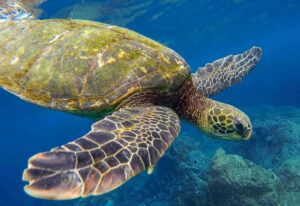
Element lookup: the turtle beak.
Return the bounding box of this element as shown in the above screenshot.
[242,128,252,140]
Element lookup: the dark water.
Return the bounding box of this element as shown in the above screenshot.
[0,0,300,205]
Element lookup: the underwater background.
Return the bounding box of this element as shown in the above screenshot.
[0,0,300,205]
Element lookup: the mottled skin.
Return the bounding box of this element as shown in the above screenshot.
[0,1,262,201]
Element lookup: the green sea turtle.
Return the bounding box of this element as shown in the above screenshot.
[0,1,262,200]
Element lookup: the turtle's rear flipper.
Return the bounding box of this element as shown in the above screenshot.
[23,106,180,200]
[192,46,262,97]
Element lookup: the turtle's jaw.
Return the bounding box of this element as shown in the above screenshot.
[224,127,252,141]
[241,128,252,140]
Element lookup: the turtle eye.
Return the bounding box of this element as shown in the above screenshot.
[233,119,244,132]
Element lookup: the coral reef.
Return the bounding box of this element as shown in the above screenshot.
[78,106,300,206]
[207,149,279,206]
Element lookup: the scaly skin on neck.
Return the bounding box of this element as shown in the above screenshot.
[176,77,207,121]
[119,77,252,140]
[176,78,252,140]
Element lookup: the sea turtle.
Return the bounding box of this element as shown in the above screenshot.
[0,1,262,200]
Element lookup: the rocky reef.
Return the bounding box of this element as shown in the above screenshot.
[78,106,300,206]
[207,149,279,206]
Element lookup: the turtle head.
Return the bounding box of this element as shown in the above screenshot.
[198,99,252,140]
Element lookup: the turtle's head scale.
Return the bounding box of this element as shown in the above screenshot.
[198,99,252,140]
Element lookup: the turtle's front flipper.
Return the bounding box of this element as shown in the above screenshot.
[23,106,180,200]
[192,46,262,97]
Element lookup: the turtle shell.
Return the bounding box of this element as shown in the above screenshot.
[0,19,190,117]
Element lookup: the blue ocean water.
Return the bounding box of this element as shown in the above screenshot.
[0,0,299,205]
